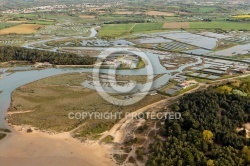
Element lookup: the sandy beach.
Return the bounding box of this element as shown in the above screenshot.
[0,125,115,166]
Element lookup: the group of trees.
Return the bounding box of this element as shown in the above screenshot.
[104,19,151,24]
[147,79,250,166]
[0,46,96,65]
[226,18,250,22]
[216,80,250,96]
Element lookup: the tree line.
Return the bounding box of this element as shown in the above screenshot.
[104,19,151,24]
[0,46,96,65]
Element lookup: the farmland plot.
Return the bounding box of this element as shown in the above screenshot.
[0,24,43,35]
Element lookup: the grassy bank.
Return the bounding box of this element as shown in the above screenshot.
[7,73,165,139]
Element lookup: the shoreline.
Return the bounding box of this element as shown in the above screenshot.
[0,124,115,166]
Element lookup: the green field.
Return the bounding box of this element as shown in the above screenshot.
[28,20,55,25]
[0,22,18,30]
[98,23,135,38]
[99,22,164,38]
[99,21,250,38]
[190,21,250,31]
[12,13,38,19]
[131,23,164,33]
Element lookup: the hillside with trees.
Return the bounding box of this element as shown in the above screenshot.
[147,79,250,166]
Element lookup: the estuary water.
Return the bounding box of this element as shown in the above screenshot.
[0,51,202,127]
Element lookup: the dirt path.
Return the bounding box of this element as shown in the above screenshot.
[99,83,206,165]
[7,110,34,115]
[129,23,137,32]
[100,82,203,144]
[99,97,169,144]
